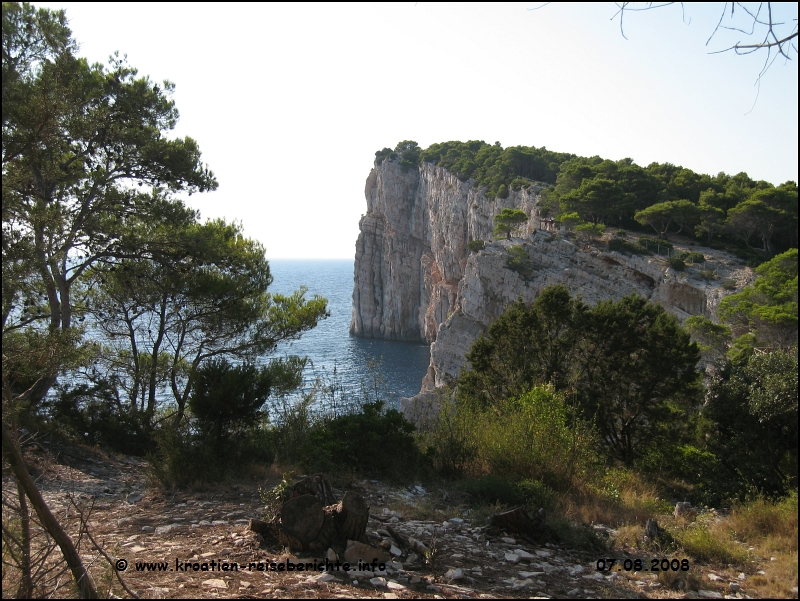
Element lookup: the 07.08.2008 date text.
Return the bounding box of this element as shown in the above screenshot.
[596,558,690,572]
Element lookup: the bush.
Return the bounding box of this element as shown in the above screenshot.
[188,359,275,447]
[608,237,648,255]
[148,414,275,488]
[49,382,153,456]
[666,257,686,271]
[426,386,600,491]
[676,251,705,264]
[274,400,426,480]
[458,476,554,510]
[614,229,628,238]
[505,245,534,279]
[638,236,673,250]
[467,239,485,252]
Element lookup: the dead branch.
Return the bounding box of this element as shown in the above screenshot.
[2,420,98,599]
[69,496,141,600]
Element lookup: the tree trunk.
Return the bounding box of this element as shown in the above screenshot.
[268,483,370,554]
[2,421,98,599]
[288,473,337,506]
[330,491,369,544]
[16,479,33,599]
[277,495,325,552]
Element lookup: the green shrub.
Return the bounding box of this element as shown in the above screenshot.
[148,414,274,488]
[422,395,477,478]
[575,222,605,239]
[676,251,705,264]
[50,382,153,456]
[614,229,628,238]
[722,279,737,290]
[467,239,485,252]
[505,245,535,279]
[459,476,554,510]
[279,401,426,480]
[427,386,600,491]
[638,236,673,250]
[666,257,686,271]
[608,237,648,255]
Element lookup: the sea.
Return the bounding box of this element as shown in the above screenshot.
[264,259,431,408]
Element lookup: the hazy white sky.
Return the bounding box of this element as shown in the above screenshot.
[38,2,799,258]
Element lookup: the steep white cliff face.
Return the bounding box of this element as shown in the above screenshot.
[350,160,754,405]
[350,160,539,341]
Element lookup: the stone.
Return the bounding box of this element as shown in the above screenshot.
[566,588,580,596]
[697,591,723,599]
[708,573,723,581]
[519,571,545,578]
[202,579,227,589]
[729,582,741,592]
[326,548,338,562]
[501,537,516,544]
[315,573,336,582]
[504,553,521,564]
[370,577,387,587]
[126,492,144,504]
[513,549,535,560]
[386,581,406,590]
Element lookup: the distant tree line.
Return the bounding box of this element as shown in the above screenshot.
[376,141,798,259]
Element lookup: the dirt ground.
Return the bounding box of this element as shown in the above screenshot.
[2,437,767,599]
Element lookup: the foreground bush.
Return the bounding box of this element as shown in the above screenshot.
[424,385,600,492]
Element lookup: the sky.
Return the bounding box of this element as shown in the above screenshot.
[37,2,799,258]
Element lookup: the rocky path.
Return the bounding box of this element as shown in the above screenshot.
[5,441,762,599]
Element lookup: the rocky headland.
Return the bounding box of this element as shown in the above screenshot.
[350,160,755,416]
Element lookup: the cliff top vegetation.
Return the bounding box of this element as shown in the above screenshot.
[376,140,798,262]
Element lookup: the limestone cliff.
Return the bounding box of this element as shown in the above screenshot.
[350,159,754,405]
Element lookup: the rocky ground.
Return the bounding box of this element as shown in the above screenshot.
[3,439,777,600]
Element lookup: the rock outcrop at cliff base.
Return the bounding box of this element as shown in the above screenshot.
[350,160,755,414]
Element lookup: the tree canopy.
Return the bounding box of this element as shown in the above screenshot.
[375,140,797,258]
[2,2,328,429]
[457,286,701,464]
[718,248,798,348]
[2,2,219,405]
[494,208,528,240]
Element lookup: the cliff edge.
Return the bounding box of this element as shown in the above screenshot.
[350,160,754,411]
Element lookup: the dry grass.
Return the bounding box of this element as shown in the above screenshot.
[656,565,701,591]
[728,492,798,555]
[669,519,750,565]
[560,469,671,527]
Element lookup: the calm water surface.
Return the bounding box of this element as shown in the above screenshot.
[265,259,430,406]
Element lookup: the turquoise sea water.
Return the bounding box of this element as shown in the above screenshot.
[265,259,431,406]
